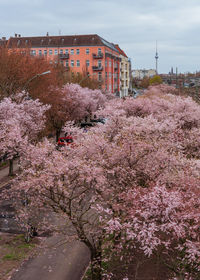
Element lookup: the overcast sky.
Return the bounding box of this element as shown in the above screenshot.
[0,0,200,73]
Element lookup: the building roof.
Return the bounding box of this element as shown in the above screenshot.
[115,44,128,58]
[0,37,7,47]
[7,34,119,52]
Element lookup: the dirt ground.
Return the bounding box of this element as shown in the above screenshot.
[0,232,42,280]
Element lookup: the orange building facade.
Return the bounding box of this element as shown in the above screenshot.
[7,34,121,94]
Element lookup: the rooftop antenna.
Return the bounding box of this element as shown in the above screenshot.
[155,41,159,74]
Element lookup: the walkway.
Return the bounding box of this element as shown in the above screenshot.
[0,163,91,280]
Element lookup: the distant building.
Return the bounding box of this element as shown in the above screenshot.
[132,69,156,79]
[115,44,130,97]
[7,34,123,95]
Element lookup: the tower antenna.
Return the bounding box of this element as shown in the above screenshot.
[155,41,159,74]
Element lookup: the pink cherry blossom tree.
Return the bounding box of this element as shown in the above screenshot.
[6,85,200,279]
[0,95,50,175]
[44,83,108,140]
[61,83,107,122]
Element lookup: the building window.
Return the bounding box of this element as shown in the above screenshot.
[105,72,107,79]
[86,48,89,54]
[39,50,42,56]
[70,49,74,55]
[65,49,68,54]
[98,48,101,54]
[109,72,111,78]
[71,60,74,67]
[77,60,80,67]
[44,50,47,55]
[98,60,102,67]
[105,61,107,67]
[49,49,53,55]
[98,72,102,81]
[76,49,80,55]
[60,49,63,54]
[109,61,112,67]
[86,60,90,67]
[65,61,69,67]
[30,50,36,56]
[54,49,58,55]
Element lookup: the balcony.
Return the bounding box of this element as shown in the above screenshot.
[114,67,119,71]
[58,53,69,59]
[93,53,103,59]
[92,66,103,71]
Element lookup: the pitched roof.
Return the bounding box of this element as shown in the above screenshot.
[115,44,128,58]
[7,34,119,52]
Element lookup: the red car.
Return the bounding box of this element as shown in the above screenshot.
[57,136,73,147]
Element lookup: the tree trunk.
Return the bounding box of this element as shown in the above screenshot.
[56,129,61,142]
[90,250,102,280]
[90,243,102,280]
[9,159,13,176]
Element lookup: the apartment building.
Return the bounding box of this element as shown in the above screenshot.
[132,69,156,79]
[115,45,130,97]
[7,34,122,94]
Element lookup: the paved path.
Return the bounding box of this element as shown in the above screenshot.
[11,235,90,280]
[0,160,18,188]
[0,162,91,280]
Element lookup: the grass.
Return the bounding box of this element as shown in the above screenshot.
[17,243,35,249]
[0,161,8,169]
[3,253,21,261]
[0,233,41,280]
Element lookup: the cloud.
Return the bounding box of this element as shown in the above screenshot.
[0,0,200,72]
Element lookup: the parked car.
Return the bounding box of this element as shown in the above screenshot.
[57,136,73,147]
[90,118,106,124]
[80,122,94,128]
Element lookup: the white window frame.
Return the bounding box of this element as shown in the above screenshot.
[86,60,90,67]
[76,60,80,67]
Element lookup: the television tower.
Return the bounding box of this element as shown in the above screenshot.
[155,41,159,74]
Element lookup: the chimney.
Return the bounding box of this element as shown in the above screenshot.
[46,32,49,36]
[18,34,21,37]
[15,33,18,37]
[2,37,6,41]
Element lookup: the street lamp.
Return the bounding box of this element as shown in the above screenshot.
[23,70,51,92]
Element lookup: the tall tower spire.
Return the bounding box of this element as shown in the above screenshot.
[155,41,159,74]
